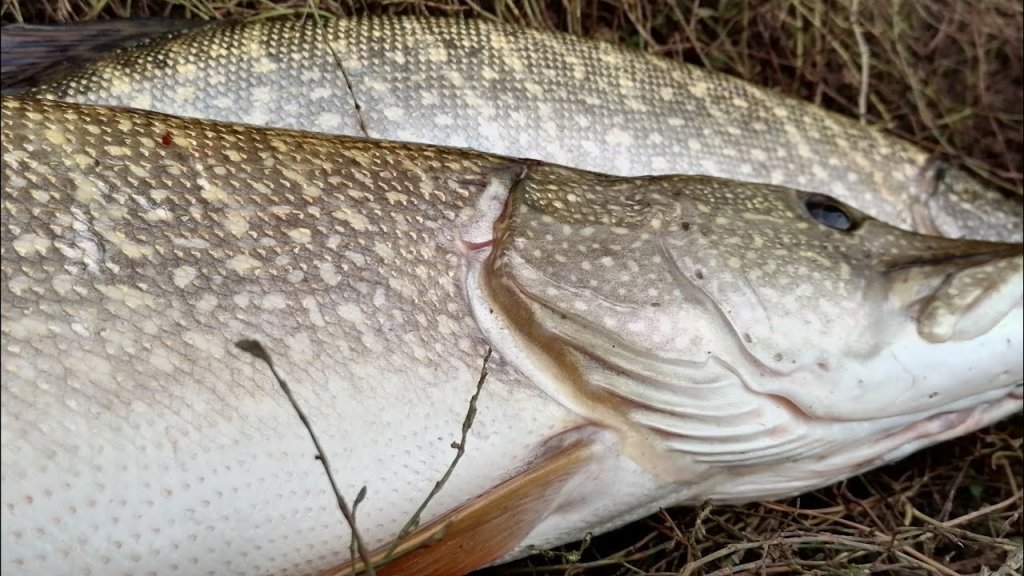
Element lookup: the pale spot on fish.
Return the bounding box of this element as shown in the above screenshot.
[43,127,67,145]
[51,274,76,296]
[523,82,544,96]
[383,107,406,120]
[285,332,315,363]
[172,266,198,289]
[287,228,312,244]
[374,241,395,260]
[95,284,157,309]
[222,211,249,236]
[372,287,387,308]
[118,240,153,259]
[198,178,230,203]
[344,251,367,267]
[195,294,218,314]
[143,207,173,223]
[173,84,196,102]
[12,233,50,257]
[332,209,370,231]
[605,128,633,146]
[446,70,467,87]
[259,293,288,311]
[360,331,385,353]
[302,296,326,328]
[385,191,409,205]
[182,330,218,356]
[337,303,364,324]
[73,178,104,203]
[226,254,262,275]
[172,237,211,250]
[252,57,278,74]
[5,316,51,338]
[319,263,342,287]
[128,93,154,111]
[428,45,449,62]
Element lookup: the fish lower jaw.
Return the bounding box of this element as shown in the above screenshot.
[819,387,1022,486]
[698,386,1022,504]
[884,385,1021,448]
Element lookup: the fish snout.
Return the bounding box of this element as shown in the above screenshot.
[874,232,1023,344]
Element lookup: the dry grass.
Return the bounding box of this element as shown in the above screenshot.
[2,0,1021,574]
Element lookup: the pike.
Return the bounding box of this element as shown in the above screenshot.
[4,16,1021,242]
[2,96,1022,576]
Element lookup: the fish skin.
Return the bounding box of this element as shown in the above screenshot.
[0,95,585,576]
[1,96,1022,575]
[17,16,1022,243]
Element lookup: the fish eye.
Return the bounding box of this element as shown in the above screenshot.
[803,194,857,231]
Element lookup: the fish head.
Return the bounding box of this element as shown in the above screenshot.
[917,162,1024,243]
[467,166,1022,497]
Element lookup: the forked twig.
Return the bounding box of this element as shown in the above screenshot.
[380,347,493,564]
[236,339,377,576]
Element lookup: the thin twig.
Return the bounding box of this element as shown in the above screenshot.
[235,339,377,576]
[380,347,493,564]
[849,0,871,122]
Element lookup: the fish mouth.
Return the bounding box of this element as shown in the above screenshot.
[848,383,1022,468]
[705,384,1022,503]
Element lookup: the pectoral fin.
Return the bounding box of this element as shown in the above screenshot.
[322,433,596,576]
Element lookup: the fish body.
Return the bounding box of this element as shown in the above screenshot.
[2,96,1022,576]
[14,16,1022,242]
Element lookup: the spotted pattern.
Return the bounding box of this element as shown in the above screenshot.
[481,165,1022,474]
[0,97,579,576]
[2,97,1020,576]
[30,17,1022,242]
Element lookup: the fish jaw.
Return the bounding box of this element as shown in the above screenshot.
[704,385,1023,503]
